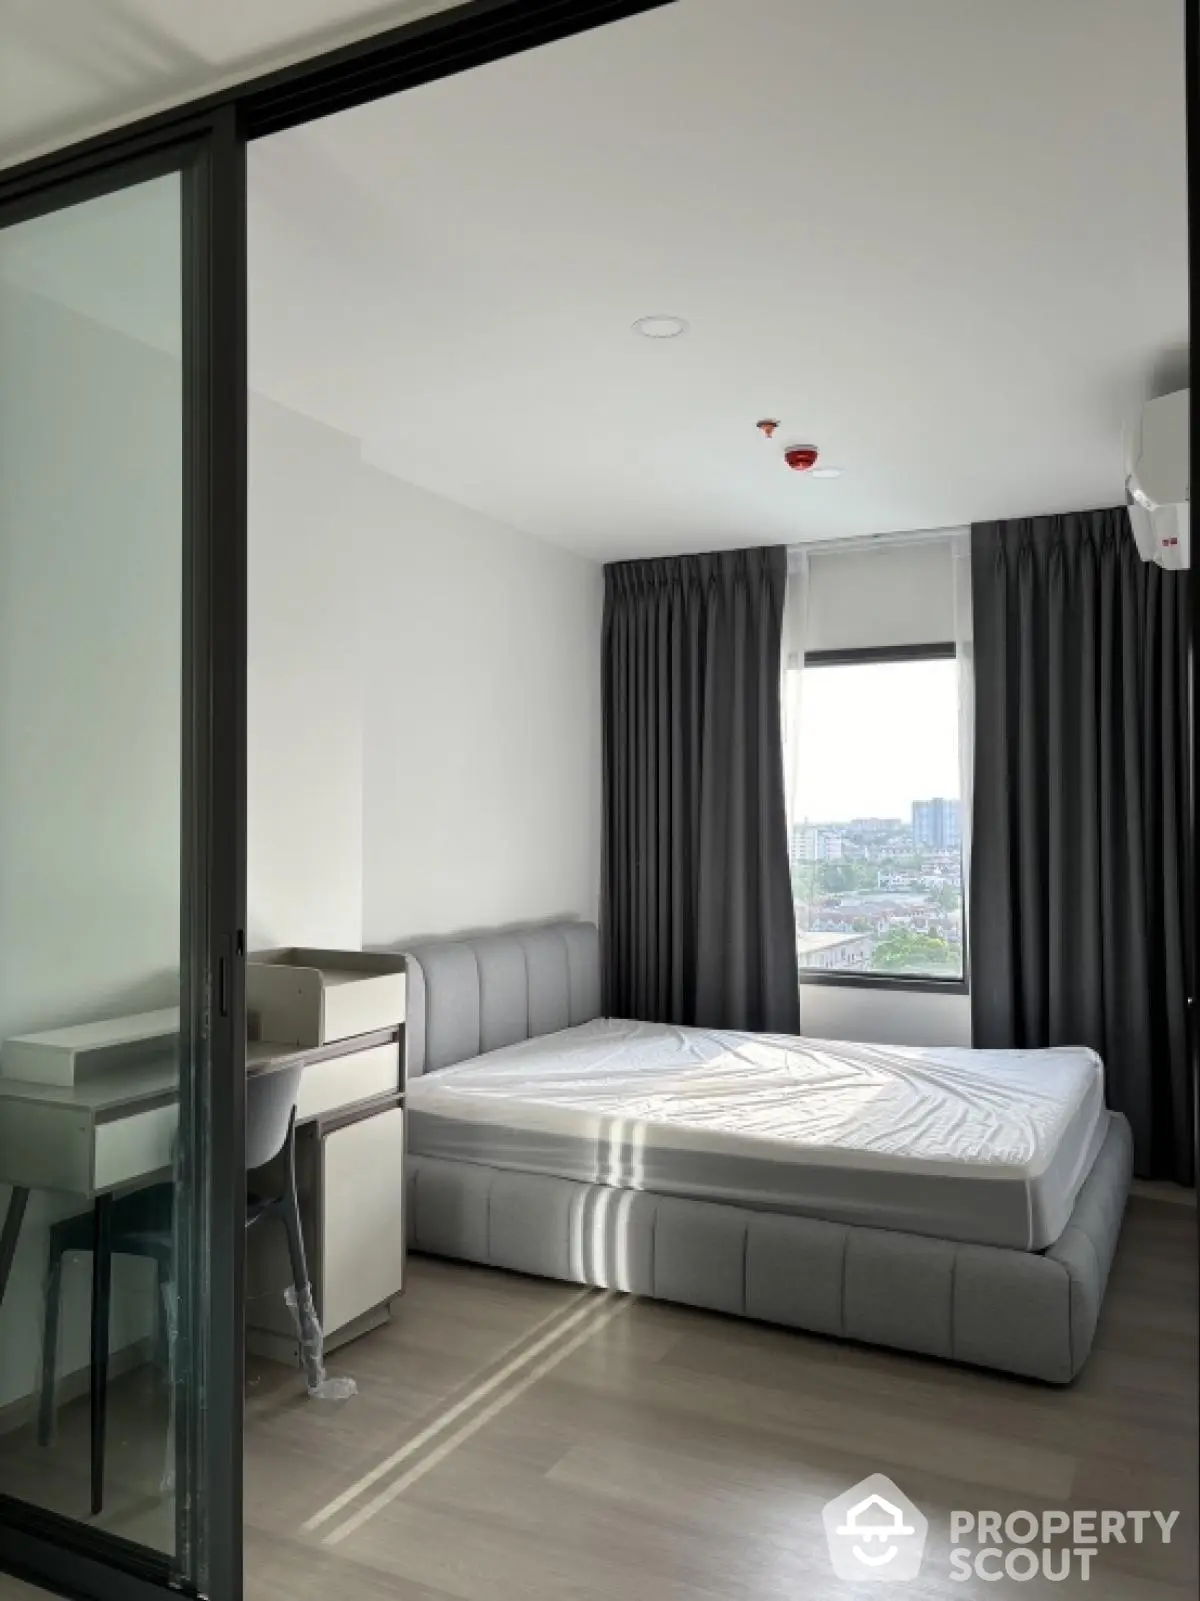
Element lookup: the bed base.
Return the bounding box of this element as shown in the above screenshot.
[408,1112,1131,1385]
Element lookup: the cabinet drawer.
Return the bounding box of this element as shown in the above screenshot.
[0,1103,94,1193]
[94,1105,176,1192]
[295,1042,399,1122]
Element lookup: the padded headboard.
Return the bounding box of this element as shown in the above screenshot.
[404,921,601,1078]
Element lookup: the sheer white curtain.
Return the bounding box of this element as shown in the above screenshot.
[781,548,810,872]
[951,530,974,935]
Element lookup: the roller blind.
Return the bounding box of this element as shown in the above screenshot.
[805,536,963,652]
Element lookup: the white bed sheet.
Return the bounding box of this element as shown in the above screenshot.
[407,1019,1108,1250]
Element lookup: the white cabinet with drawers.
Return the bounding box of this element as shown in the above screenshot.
[244,946,407,1363]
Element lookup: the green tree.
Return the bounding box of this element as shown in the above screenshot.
[929,881,961,913]
[791,863,818,903]
[815,862,856,895]
[815,860,877,896]
[872,929,959,975]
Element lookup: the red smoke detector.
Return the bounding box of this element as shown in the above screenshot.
[784,444,820,473]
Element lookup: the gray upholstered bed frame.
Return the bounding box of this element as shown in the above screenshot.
[404,921,1131,1383]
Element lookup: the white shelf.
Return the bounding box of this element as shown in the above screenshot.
[0,1007,179,1087]
[247,947,406,1047]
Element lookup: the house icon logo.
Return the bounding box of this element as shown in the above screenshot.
[822,1474,928,1582]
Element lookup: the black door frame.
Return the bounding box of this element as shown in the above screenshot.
[1186,0,1200,1192]
[0,0,672,187]
[0,6,676,1599]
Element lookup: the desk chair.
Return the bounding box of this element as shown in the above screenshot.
[38,1064,309,1516]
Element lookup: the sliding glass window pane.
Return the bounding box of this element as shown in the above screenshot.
[0,175,185,1558]
[791,657,965,980]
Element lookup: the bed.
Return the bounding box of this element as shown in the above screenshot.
[404,921,1132,1383]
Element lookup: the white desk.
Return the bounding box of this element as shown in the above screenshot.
[0,1028,406,1354]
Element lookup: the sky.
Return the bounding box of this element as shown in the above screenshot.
[789,658,961,825]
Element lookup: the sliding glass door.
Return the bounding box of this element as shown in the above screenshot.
[0,120,245,1601]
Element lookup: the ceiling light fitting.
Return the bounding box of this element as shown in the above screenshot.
[810,466,843,479]
[632,314,689,339]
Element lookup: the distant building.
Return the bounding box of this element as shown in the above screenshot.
[912,797,961,850]
[849,817,904,835]
[878,870,919,890]
[795,931,872,971]
[792,825,844,864]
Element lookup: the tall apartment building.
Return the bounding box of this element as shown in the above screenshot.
[912,797,961,849]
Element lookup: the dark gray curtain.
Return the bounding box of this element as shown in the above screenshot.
[601,546,799,1032]
[971,508,1192,1183]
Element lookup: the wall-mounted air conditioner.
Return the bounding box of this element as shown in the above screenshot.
[1127,387,1189,570]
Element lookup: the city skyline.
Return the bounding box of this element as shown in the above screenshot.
[793,801,960,834]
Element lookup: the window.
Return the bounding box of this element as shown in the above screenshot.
[788,646,966,987]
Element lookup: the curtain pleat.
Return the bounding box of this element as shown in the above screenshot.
[970,508,1192,1182]
[601,546,799,1033]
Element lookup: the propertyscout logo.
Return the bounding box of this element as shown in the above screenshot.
[821,1476,1182,1584]
[822,1476,928,1582]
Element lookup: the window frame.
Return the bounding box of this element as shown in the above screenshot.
[791,641,970,996]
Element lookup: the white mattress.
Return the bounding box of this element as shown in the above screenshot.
[407,1019,1108,1250]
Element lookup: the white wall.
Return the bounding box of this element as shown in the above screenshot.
[801,535,973,1047]
[248,398,365,950]
[247,407,603,954]
[799,984,972,1048]
[0,280,175,1408]
[358,469,602,947]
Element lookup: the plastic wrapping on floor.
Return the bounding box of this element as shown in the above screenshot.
[284,1283,358,1400]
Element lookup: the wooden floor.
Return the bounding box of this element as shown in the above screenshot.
[1,1193,1196,1599]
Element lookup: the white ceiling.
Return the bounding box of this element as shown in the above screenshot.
[0,0,453,167]
[246,0,1188,559]
[1,2,1186,562]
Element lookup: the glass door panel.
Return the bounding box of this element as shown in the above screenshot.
[0,170,184,1557]
[0,144,242,1600]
